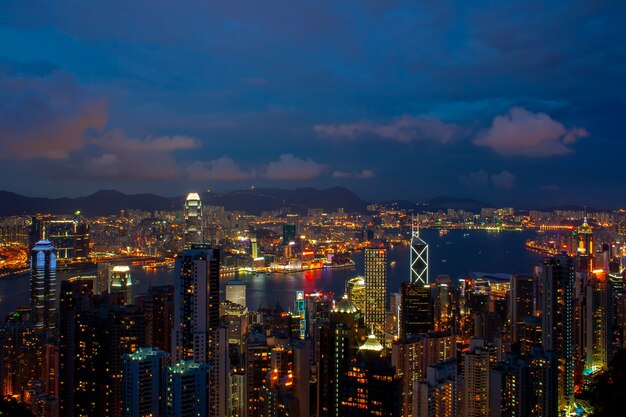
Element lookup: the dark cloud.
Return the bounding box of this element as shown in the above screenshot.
[264,154,324,180]
[332,169,375,179]
[186,157,255,181]
[0,70,108,160]
[314,115,463,144]
[491,170,515,189]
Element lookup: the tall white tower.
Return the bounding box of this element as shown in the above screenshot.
[184,192,203,248]
[410,216,429,284]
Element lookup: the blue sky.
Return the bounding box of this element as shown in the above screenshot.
[0,1,624,206]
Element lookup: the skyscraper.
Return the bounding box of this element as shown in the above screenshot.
[346,276,366,315]
[399,282,432,340]
[540,253,575,410]
[109,265,133,305]
[462,338,490,417]
[509,274,534,343]
[172,244,220,364]
[225,279,246,308]
[365,248,387,343]
[165,361,209,417]
[122,347,169,417]
[183,193,203,249]
[30,240,57,331]
[410,218,428,284]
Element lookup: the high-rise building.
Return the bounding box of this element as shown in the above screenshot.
[509,274,534,343]
[365,248,387,343]
[109,265,133,305]
[410,218,429,284]
[172,245,219,364]
[399,282,432,340]
[183,193,203,248]
[339,334,401,416]
[226,279,246,308]
[585,271,611,373]
[317,297,366,417]
[135,285,174,354]
[30,218,90,260]
[282,223,297,245]
[416,359,459,417]
[433,276,455,333]
[30,240,57,331]
[122,347,169,417]
[165,361,209,417]
[58,277,94,417]
[462,338,490,417]
[346,276,366,315]
[392,332,456,417]
[540,254,575,409]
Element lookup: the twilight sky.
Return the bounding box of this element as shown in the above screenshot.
[0,1,625,206]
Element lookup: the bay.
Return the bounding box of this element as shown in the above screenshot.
[0,229,543,317]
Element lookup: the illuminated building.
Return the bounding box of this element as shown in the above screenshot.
[518,316,542,354]
[338,334,401,416]
[0,320,42,401]
[282,223,297,245]
[109,265,133,305]
[318,297,365,417]
[260,345,299,417]
[416,359,459,417]
[540,254,575,410]
[183,192,203,248]
[577,216,593,256]
[585,271,611,373]
[226,279,247,308]
[392,332,455,417]
[399,282,432,340]
[293,290,306,339]
[221,301,249,349]
[30,218,89,260]
[346,276,366,316]
[135,285,174,354]
[172,245,219,364]
[462,338,490,417]
[30,240,57,331]
[509,274,534,343]
[165,361,208,417]
[433,276,455,333]
[122,347,168,417]
[410,218,429,284]
[58,278,94,417]
[101,305,147,417]
[172,244,221,416]
[246,328,270,417]
[96,262,111,295]
[365,248,387,343]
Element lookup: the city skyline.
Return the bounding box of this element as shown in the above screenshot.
[0,2,625,206]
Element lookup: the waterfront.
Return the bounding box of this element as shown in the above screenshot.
[0,229,543,317]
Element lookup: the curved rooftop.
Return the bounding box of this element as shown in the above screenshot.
[333,295,359,315]
[32,240,55,251]
[359,334,384,352]
[186,192,201,201]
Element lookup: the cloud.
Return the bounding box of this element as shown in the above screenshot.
[490,170,515,188]
[474,107,589,157]
[313,115,463,144]
[458,170,489,187]
[94,130,200,152]
[264,154,324,180]
[0,70,108,160]
[186,157,255,181]
[332,169,375,179]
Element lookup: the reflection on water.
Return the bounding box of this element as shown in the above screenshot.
[0,230,542,317]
